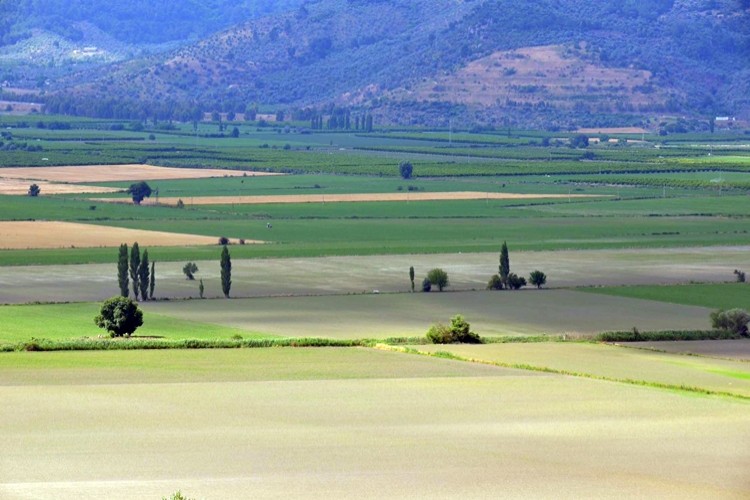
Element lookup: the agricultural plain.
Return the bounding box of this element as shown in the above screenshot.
[1,117,749,497]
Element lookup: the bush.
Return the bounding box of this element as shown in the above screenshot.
[422,277,432,292]
[487,274,503,290]
[507,273,527,290]
[426,315,482,344]
[734,269,746,283]
[218,236,230,245]
[529,270,547,289]
[710,309,749,336]
[94,296,143,337]
[28,183,40,197]
[399,161,413,179]
[427,268,449,291]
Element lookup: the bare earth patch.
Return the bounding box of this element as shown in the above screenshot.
[0,221,260,249]
[100,191,602,206]
[0,178,120,196]
[0,164,278,183]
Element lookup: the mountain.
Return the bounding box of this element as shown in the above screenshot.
[6,0,750,127]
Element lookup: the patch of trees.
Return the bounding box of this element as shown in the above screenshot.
[117,242,155,301]
[710,309,749,336]
[488,242,546,291]
[427,315,482,344]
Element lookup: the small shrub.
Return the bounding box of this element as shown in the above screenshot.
[507,273,527,290]
[487,274,503,290]
[422,277,432,292]
[427,315,482,344]
[176,199,185,209]
[734,269,746,283]
[218,236,230,245]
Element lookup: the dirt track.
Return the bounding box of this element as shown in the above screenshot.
[0,221,260,249]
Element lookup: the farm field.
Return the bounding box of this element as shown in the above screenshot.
[1,117,750,498]
[0,348,748,499]
[1,247,748,304]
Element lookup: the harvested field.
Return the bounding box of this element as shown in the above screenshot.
[0,164,277,183]
[110,191,602,206]
[0,221,260,249]
[628,340,750,361]
[0,178,120,196]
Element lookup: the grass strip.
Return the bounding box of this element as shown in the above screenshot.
[595,330,741,342]
[373,344,750,402]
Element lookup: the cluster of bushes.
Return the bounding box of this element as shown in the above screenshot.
[426,315,482,344]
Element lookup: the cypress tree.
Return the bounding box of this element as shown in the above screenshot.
[138,249,150,301]
[130,242,140,300]
[149,261,155,300]
[499,241,510,289]
[409,266,415,292]
[220,245,232,298]
[118,243,129,297]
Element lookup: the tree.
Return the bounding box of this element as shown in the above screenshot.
[507,273,527,290]
[129,242,140,300]
[487,274,503,290]
[409,266,415,292]
[117,243,129,297]
[399,161,413,179]
[220,245,231,298]
[199,278,205,299]
[499,241,510,289]
[149,261,155,299]
[183,262,198,280]
[94,296,143,337]
[231,126,240,138]
[734,269,746,283]
[128,181,152,205]
[529,270,547,289]
[710,309,749,335]
[570,134,590,148]
[28,183,40,197]
[422,277,432,292]
[138,249,150,301]
[427,268,449,292]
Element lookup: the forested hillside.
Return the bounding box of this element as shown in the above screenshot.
[5,0,750,127]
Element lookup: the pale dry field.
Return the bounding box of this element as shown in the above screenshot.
[119,191,601,206]
[0,178,120,195]
[0,247,747,304]
[0,349,748,499]
[0,164,273,183]
[577,127,648,134]
[0,221,260,249]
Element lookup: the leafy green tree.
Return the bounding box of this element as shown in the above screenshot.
[487,274,503,290]
[427,268,449,292]
[507,273,527,290]
[183,262,198,280]
[529,270,547,289]
[138,250,150,301]
[94,296,143,337]
[128,181,152,205]
[28,183,40,197]
[129,242,140,300]
[118,243,129,297]
[149,261,156,299]
[399,161,413,179]
[710,309,749,335]
[499,241,510,288]
[220,245,232,298]
[409,266,415,292]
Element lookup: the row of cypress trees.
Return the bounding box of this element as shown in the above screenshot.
[118,242,155,301]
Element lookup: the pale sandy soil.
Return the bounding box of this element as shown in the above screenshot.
[0,178,120,195]
[0,221,260,249]
[0,164,276,183]
[103,191,603,206]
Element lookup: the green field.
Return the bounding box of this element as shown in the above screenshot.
[584,283,750,309]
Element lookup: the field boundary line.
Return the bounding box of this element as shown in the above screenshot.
[373,344,750,402]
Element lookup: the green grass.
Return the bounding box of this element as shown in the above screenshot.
[583,283,750,310]
[0,302,268,345]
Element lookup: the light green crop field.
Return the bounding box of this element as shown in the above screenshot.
[584,283,750,309]
[0,347,748,499]
[413,342,750,398]
[0,302,261,346]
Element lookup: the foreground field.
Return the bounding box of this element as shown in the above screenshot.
[0,348,748,499]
